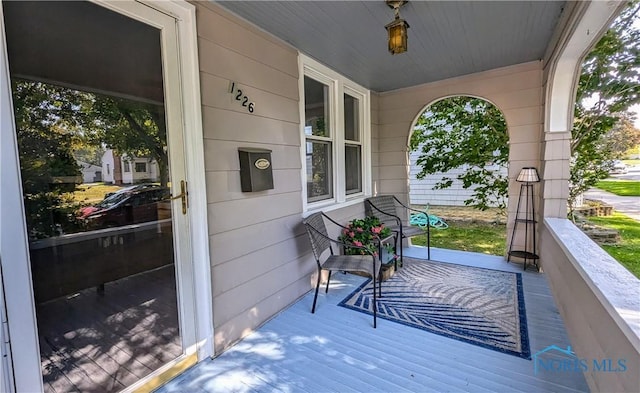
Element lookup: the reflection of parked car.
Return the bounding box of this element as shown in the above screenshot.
[79,185,170,228]
[609,160,628,174]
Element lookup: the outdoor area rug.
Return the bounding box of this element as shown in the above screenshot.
[339,258,531,359]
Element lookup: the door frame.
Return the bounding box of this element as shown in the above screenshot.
[0,1,212,391]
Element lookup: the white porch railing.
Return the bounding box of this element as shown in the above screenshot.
[541,218,640,393]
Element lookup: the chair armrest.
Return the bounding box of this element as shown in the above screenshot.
[393,196,431,226]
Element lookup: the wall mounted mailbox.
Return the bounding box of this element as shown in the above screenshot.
[238,147,274,192]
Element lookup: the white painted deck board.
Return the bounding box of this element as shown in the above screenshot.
[157,247,589,393]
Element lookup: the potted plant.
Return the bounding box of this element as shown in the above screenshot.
[338,216,397,279]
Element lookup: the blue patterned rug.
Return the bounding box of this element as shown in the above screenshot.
[339,258,531,359]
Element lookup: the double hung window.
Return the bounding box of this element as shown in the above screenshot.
[300,55,370,210]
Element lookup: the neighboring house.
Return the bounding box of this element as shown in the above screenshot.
[76,160,102,184]
[101,149,159,185]
[0,2,637,393]
[409,149,507,207]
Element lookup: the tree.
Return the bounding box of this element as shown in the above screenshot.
[87,96,169,187]
[607,115,640,159]
[409,97,509,212]
[11,78,171,238]
[11,80,87,238]
[569,0,640,211]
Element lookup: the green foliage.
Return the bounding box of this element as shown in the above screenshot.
[11,80,86,239]
[73,145,105,167]
[23,192,85,240]
[596,180,640,196]
[11,78,169,239]
[410,96,509,212]
[87,96,169,186]
[587,213,640,279]
[11,80,85,194]
[338,216,393,256]
[569,1,640,210]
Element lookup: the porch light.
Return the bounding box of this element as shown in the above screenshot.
[516,167,540,183]
[385,1,409,55]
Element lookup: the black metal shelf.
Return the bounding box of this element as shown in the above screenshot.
[508,179,540,272]
[508,250,539,260]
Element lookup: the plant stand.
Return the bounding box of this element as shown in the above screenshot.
[508,180,539,271]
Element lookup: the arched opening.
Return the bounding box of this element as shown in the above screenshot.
[408,95,510,256]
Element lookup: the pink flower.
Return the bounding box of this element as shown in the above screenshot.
[353,240,363,247]
[349,232,355,238]
[371,226,382,234]
[356,227,364,233]
[342,228,349,235]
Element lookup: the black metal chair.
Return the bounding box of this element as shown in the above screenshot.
[365,195,431,262]
[303,212,382,328]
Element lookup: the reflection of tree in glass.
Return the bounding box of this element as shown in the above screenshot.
[11,79,170,239]
[311,142,330,198]
[12,80,85,239]
[309,117,330,198]
[313,116,326,137]
[90,96,169,187]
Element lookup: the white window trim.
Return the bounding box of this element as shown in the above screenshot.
[298,54,371,213]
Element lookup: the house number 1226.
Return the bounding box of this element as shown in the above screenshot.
[228,82,255,113]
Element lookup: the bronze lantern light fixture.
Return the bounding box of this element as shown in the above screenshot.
[385,0,409,55]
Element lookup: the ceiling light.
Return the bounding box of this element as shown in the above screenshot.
[385,0,410,55]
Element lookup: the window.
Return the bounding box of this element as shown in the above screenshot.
[106,163,110,175]
[124,161,131,173]
[135,162,147,173]
[304,76,332,202]
[300,55,370,210]
[344,93,362,195]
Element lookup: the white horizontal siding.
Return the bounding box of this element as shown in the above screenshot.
[409,150,508,207]
[194,1,310,354]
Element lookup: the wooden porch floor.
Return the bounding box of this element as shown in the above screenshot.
[156,247,589,393]
[37,265,182,392]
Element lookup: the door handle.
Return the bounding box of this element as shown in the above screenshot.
[171,180,188,215]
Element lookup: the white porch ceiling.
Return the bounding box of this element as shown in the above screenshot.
[216,1,567,92]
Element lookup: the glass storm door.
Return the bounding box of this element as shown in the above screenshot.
[0,1,197,391]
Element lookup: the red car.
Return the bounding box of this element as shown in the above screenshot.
[79,185,170,228]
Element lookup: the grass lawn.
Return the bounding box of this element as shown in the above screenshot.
[410,221,507,256]
[586,213,640,279]
[73,183,122,204]
[595,180,640,196]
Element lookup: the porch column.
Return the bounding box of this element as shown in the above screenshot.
[539,131,571,218]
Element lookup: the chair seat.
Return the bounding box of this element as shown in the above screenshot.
[323,254,380,276]
[388,225,424,238]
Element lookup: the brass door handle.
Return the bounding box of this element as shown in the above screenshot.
[171,180,188,215]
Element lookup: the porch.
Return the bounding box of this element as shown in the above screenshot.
[156,246,588,393]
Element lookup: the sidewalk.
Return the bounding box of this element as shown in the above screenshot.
[583,188,640,222]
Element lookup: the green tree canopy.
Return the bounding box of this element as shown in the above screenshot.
[569,0,640,209]
[409,97,509,211]
[87,96,169,186]
[11,78,170,238]
[11,80,89,238]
